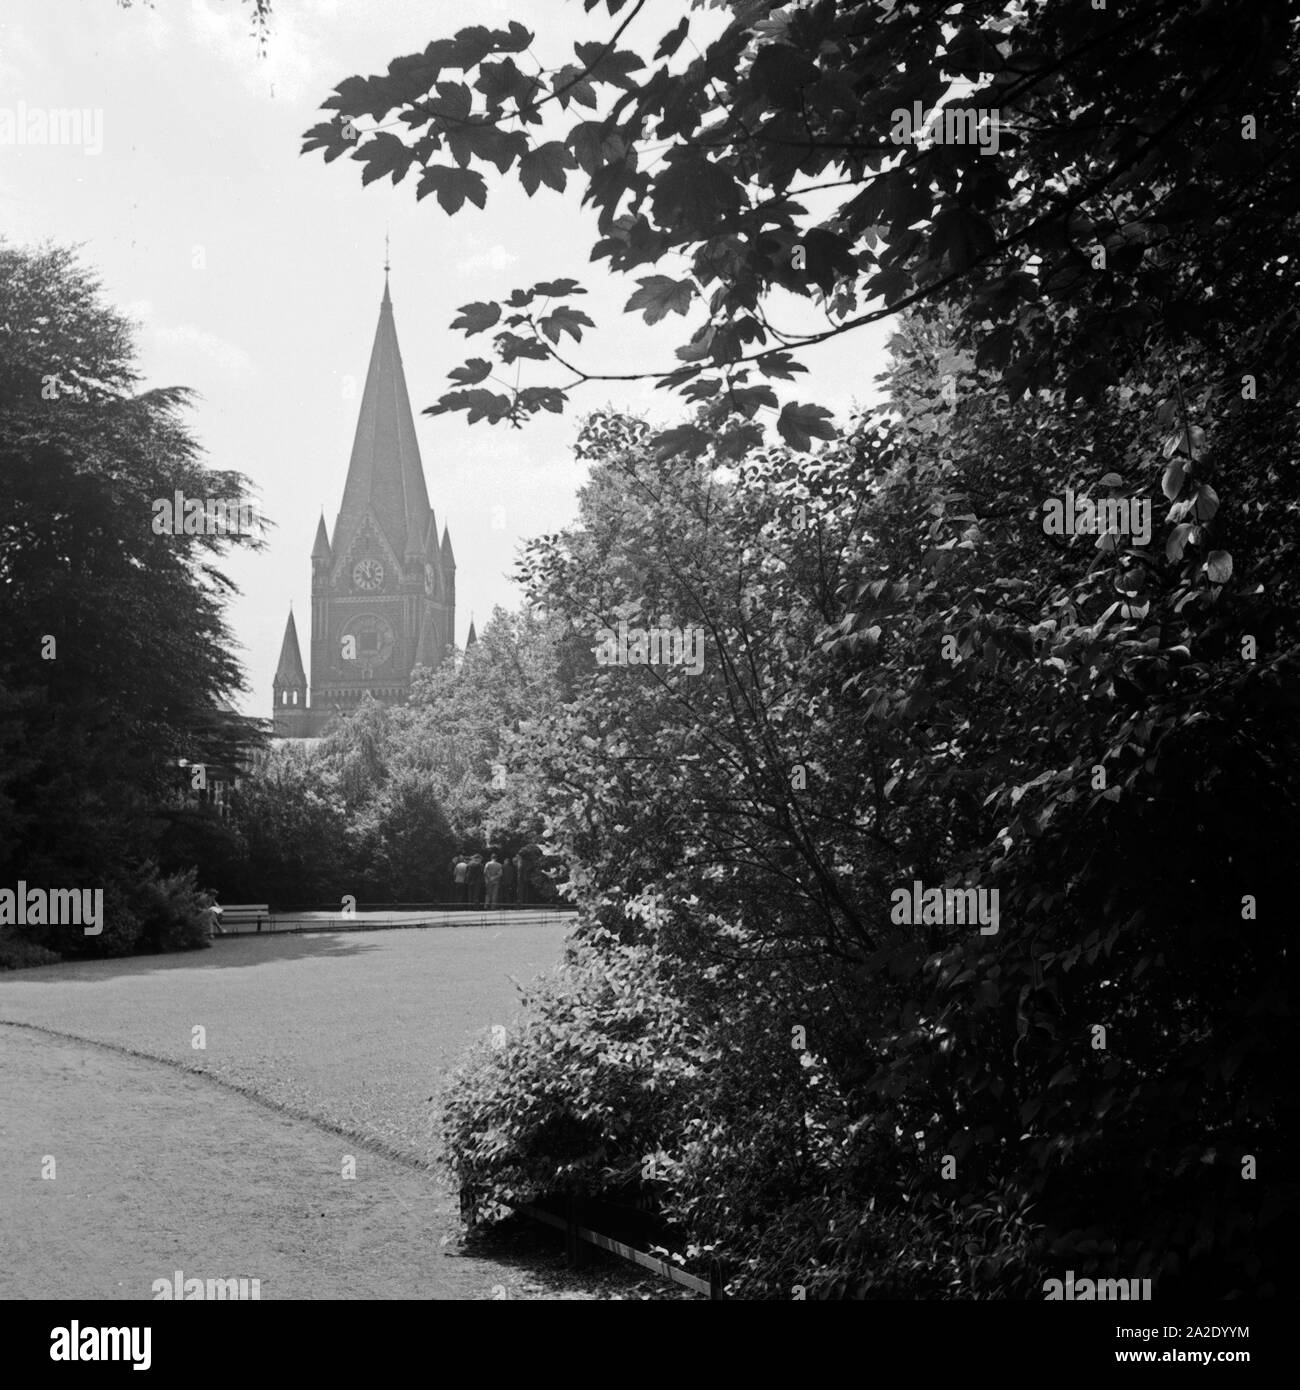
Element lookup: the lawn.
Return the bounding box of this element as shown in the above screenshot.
[0,922,569,1166]
[0,922,587,1299]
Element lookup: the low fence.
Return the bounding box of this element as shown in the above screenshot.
[266,900,571,914]
[461,1187,726,1300]
[214,902,576,936]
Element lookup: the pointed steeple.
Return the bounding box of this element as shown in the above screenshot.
[333,278,432,567]
[311,513,331,560]
[274,610,307,684]
[466,614,478,648]
[276,256,464,735]
[272,606,307,717]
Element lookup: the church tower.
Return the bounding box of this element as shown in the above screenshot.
[272,272,457,738]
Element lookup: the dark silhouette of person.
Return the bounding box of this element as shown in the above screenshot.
[452,854,469,907]
[501,853,517,907]
[516,844,542,905]
[466,853,484,907]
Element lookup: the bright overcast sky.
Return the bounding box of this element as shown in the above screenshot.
[1,0,892,716]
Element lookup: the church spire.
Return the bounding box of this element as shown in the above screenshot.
[276,259,462,737]
[311,512,331,560]
[272,609,307,706]
[333,274,431,568]
[466,614,478,648]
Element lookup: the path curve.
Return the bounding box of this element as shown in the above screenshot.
[0,1025,548,1300]
[0,926,602,1300]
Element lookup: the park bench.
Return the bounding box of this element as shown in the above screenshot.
[212,903,270,934]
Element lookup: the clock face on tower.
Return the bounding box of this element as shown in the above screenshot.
[352,558,384,592]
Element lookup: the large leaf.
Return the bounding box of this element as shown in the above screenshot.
[495,331,550,365]
[353,131,416,187]
[416,164,488,214]
[1165,522,1193,562]
[651,424,709,460]
[450,301,502,335]
[624,275,695,325]
[519,141,575,196]
[517,386,566,414]
[429,387,512,423]
[475,58,539,111]
[533,278,586,298]
[452,125,529,174]
[550,64,598,110]
[538,306,596,343]
[1193,483,1220,522]
[1204,549,1232,583]
[777,402,838,452]
[573,41,645,90]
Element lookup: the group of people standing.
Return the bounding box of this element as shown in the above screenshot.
[450,849,532,908]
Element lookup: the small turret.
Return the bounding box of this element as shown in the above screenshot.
[311,514,332,598]
[311,513,331,561]
[272,609,308,715]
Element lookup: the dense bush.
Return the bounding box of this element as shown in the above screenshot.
[438,352,1294,1296]
[348,767,456,902]
[14,861,213,959]
[443,926,1053,1298]
[130,865,214,953]
[0,930,63,971]
[443,934,696,1207]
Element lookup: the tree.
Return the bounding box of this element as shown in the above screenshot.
[230,742,349,906]
[443,402,1058,1295]
[304,0,1296,446]
[349,765,456,903]
[819,306,1297,1299]
[313,1,1298,1296]
[510,409,885,949]
[0,241,265,955]
[446,360,1295,1295]
[397,606,570,851]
